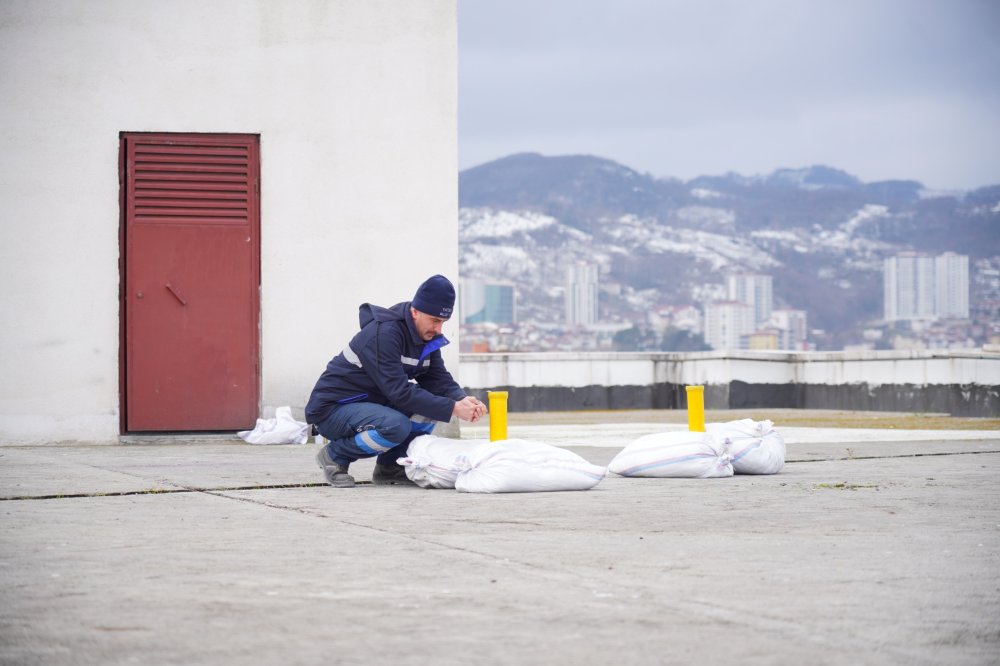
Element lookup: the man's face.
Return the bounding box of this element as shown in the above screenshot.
[411,307,448,341]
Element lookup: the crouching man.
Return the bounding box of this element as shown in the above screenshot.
[306,275,487,487]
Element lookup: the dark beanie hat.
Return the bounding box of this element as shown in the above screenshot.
[412,274,455,319]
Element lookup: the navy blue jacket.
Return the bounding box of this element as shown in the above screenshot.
[305,301,466,425]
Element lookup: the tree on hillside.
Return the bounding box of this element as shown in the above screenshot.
[660,327,711,352]
[613,326,659,351]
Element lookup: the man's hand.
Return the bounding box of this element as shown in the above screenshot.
[453,396,488,423]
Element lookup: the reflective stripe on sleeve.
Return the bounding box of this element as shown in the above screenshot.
[342,346,363,368]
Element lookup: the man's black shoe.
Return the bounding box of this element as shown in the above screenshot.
[315,448,355,488]
[372,463,415,486]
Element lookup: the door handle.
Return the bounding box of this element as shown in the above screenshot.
[165,282,188,306]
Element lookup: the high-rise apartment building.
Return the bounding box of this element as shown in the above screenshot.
[459,279,516,324]
[565,262,598,326]
[727,273,773,329]
[704,301,753,350]
[884,252,968,321]
[935,253,969,319]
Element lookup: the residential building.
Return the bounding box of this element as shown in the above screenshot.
[460,279,516,324]
[935,253,970,319]
[884,253,969,321]
[747,330,780,350]
[566,262,599,326]
[771,309,809,350]
[727,273,773,329]
[705,301,753,350]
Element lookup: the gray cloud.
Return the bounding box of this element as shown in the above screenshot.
[459,0,1000,189]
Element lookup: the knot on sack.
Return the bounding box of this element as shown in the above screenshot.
[754,420,774,437]
[398,456,425,470]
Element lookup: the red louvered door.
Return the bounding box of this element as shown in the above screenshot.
[122,133,260,431]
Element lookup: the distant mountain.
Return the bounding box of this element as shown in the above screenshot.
[459,153,1000,349]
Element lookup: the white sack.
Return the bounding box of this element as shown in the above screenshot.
[706,419,785,475]
[237,406,309,445]
[608,430,733,478]
[398,435,486,489]
[453,439,608,494]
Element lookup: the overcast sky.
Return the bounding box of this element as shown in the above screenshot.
[458,0,1000,191]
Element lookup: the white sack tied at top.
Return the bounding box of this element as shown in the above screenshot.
[608,430,734,478]
[398,435,608,493]
[237,406,309,445]
[398,435,486,489]
[454,438,608,494]
[706,419,785,475]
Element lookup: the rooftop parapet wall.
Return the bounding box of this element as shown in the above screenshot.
[459,350,1000,417]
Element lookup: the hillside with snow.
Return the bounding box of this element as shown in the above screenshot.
[459,153,1000,349]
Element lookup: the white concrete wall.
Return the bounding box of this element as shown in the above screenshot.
[0,0,458,442]
[460,350,1000,390]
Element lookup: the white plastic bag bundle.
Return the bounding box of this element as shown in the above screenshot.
[453,439,608,493]
[608,430,733,478]
[706,419,785,475]
[398,435,486,489]
[237,406,309,445]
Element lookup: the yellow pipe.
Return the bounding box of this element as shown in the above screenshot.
[686,385,705,432]
[488,391,508,442]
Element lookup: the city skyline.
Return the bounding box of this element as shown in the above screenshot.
[459,254,986,353]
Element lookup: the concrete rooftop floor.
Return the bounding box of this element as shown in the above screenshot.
[1,409,998,665]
